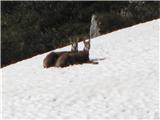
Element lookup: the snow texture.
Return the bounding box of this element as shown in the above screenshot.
[2,19,159,119]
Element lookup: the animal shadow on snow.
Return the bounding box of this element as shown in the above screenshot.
[90,57,106,63]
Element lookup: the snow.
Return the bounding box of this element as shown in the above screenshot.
[1,19,159,119]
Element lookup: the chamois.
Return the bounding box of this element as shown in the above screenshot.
[43,38,78,68]
[55,38,95,67]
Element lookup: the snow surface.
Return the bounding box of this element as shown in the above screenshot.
[2,19,159,119]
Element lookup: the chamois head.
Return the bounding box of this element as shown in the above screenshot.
[71,37,78,52]
[83,38,90,52]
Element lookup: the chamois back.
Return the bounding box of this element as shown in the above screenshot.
[55,51,89,67]
[43,51,66,68]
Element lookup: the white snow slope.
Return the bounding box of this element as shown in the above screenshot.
[2,19,159,119]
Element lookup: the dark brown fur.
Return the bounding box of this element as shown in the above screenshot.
[43,37,98,68]
[55,37,98,68]
[43,51,77,68]
[55,51,89,67]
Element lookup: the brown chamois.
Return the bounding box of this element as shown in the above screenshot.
[43,38,78,68]
[55,38,97,67]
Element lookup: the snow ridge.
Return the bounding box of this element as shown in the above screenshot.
[2,19,159,119]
